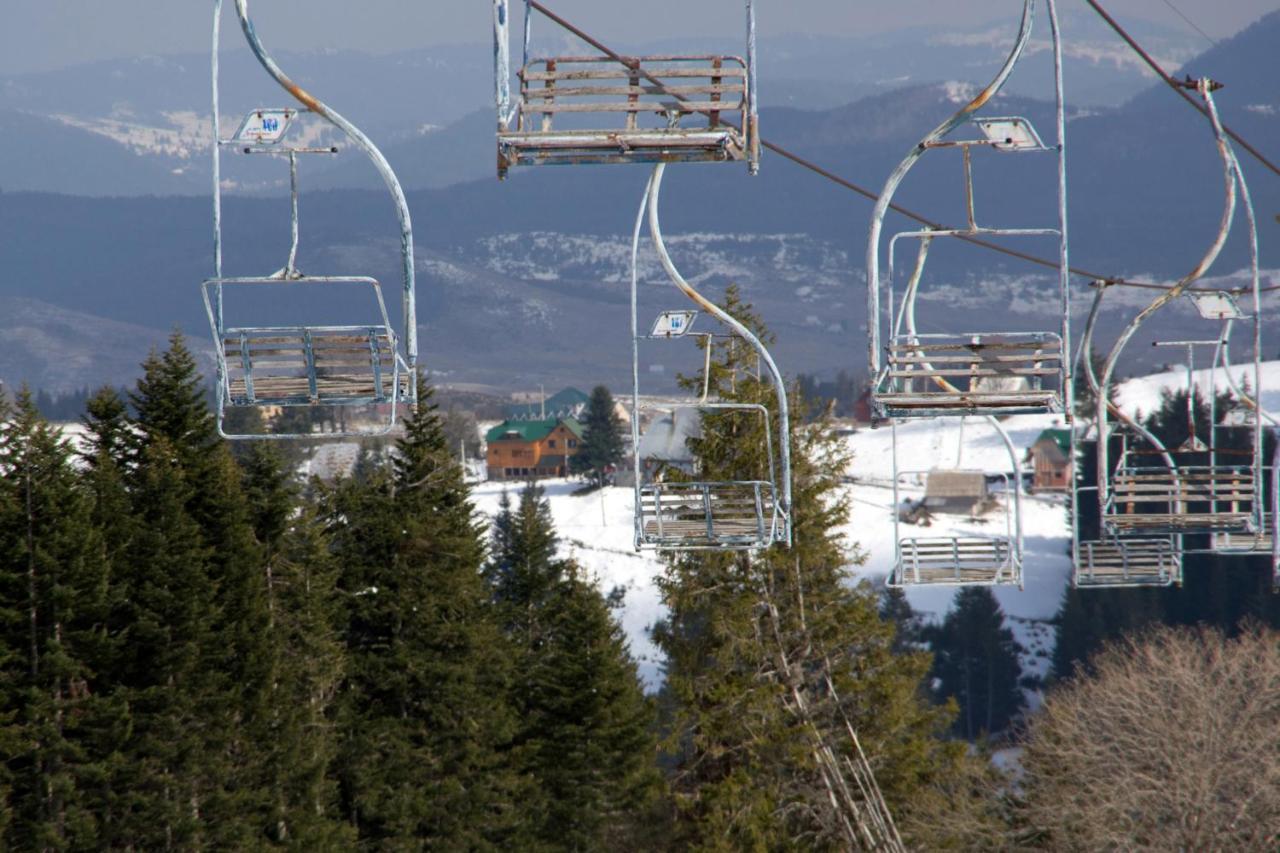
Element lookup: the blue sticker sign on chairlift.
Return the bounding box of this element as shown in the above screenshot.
[651,310,698,338]
[975,117,1045,151]
[1188,290,1246,321]
[233,108,296,144]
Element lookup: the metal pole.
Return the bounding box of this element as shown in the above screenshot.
[234,0,417,383]
[494,0,512,130]
[211,0,224,316]
[630,173,655,550]
[746,0,760,173]
[287,150,300,277]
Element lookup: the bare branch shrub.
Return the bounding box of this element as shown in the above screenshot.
[1020,624,1280,851]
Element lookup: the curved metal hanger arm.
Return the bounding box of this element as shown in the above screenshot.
[1096,81,1238,488]
[866,0,1036,376]
[646,163,792,529]
[233,0,417,372]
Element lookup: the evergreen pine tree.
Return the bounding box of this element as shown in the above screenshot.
[654,286,972,849]
[879,585,924,653]
[485,481,661,849]
[0,391,125,848]
[328,374,524,847]
[925,588,1026,740]
[572,385,625,487]
[115,334,275,845]
[240,445,353,846]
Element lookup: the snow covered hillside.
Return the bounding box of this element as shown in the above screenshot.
[471,410,1077,691]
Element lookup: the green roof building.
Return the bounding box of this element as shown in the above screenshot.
[485,417,584,481]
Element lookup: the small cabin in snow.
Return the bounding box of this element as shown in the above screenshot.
[924,470,989,514]
[1026,428,1072,492]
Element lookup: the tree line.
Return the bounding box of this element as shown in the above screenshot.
[0,308,1275,848]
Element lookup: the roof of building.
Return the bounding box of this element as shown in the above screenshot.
[504,387,590,420]
[1034,428,1072,458]
[485,417,583,444]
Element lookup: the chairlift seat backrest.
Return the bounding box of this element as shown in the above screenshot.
[874,332,1063,419]
[1105,465,1256,533]
[1075,538,1180,588]
[892,536,1016,586]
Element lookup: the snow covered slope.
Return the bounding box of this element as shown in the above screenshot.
[471,411,1075,691]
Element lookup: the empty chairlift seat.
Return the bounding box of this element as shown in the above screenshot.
[1075,538,1180,588]
[893,536,1015,586]
[498,56,756,175]
[633,404,788,551]
[202,277,413,411]
[874,332,1063,419]
[638,480,778,550]
[1104,465,1256,534]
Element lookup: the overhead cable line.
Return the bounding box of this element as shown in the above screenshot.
[524,0,1277,294]
[1084,0,1280,180]
[1157,0,1218,46]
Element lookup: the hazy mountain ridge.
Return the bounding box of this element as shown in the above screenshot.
[0,15,1275,392]
[0,14,1208,196]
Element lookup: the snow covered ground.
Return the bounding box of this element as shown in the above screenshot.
[471,411,1076,692]
[474,355,1280,693]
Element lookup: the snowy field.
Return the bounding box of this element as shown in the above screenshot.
[471,360,1280,692]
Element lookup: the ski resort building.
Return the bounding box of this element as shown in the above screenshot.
[485,417,584,480]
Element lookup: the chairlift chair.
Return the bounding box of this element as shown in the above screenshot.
[888,419,1025,587]
[628,168,792,551]
[1089,78,1266,543]
[492,1,760,176]
[866,0,1071,422]
[205,0,417,439]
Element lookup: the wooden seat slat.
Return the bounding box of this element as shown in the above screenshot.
[523,67,746,83]
[887,341,1061,353]
[526,84,744,99]
[887,367,1059,379]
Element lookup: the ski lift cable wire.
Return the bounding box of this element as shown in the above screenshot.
[1156,0,1218,47]
[522,1,1279,296]
[1084,0,1278,180]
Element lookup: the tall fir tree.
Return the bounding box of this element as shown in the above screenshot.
[0,391,125,848]
[486,482,661,849]
[327,375,525,847]
[240,445,353,847]
[925,588,1026,740]
[653,286,974,849]
[571,385,625,487]
[112,333,276,845]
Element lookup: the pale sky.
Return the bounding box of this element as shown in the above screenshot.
[2,0,1276,75]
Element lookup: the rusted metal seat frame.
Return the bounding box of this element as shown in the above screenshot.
[208,0,418,440]
[866,0,1072,423]
[493,0,760,177]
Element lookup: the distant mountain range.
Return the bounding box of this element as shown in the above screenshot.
[0,12,1276,394]
[0,10,1206,196]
